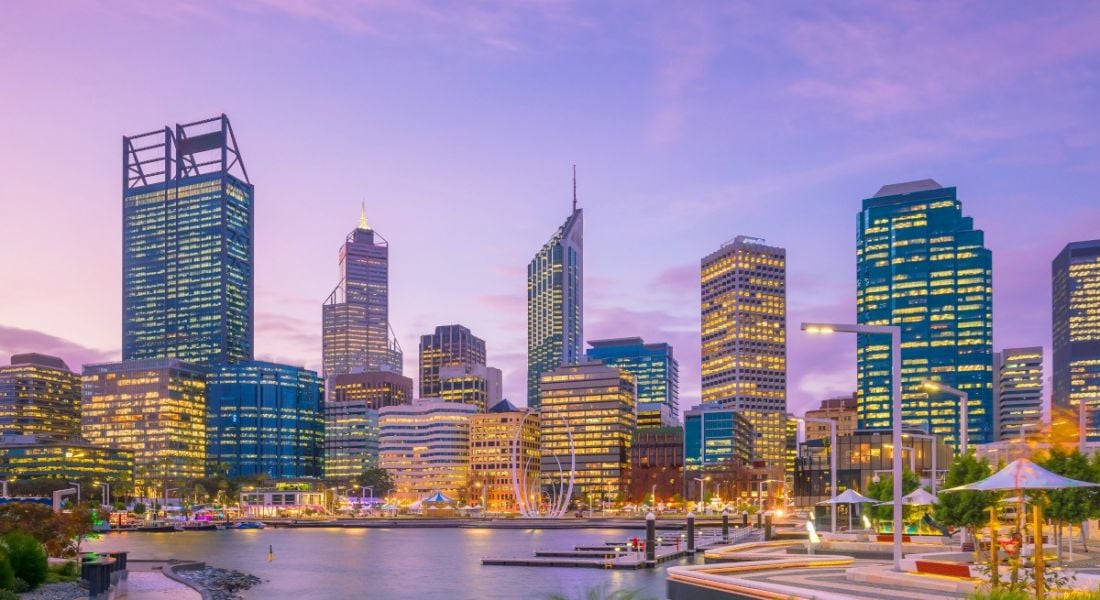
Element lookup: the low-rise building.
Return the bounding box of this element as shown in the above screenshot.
[469,401,539,511]
[0,434,133,488]
[239,480,327,518]
[628,426,683,504]
[379,399,477,502]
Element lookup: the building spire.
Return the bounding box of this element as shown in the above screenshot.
[572,164,577,213]
[359,201,370,230]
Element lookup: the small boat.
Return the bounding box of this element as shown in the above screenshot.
[180,522,221,531]
[227,521,266,530]
[136,521,182,533]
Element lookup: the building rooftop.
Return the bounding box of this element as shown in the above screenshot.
[873,179,943,198]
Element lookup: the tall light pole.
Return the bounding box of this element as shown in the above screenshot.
[804,321,903,571]
[906,433,938,495]
[67,481,81,505]
[922,381,968,455]
[691,477,710,509]
[756,479,782,513]
[795,415,837,533]
[1080,398,1091,454]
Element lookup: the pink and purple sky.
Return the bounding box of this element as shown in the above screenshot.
[1,1,1099,415]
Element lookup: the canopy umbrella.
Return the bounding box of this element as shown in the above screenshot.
[941,458,1100,600]
[875,488,938,506]
[818,489,878,531]
[423,491,454,504]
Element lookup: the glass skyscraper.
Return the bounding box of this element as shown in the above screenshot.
[122,115,254,365]
[323,209,402,377]
[206,361,324,479]
[586,337,679,425]
[527,205,583,407]
[856,180,993,446]
[419,324,486,397]
[0,353,81,441]
[1052,240,1100,440]
[700,236,787,473]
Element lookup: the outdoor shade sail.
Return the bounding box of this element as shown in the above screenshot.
[817,489,878,505]
[941,458,1100,493]
[424,491,454,503]
[875,488,939,506]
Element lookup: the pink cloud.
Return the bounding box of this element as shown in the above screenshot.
[0,325,117,371]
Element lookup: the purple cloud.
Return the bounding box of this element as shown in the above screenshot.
[0,325,117,372]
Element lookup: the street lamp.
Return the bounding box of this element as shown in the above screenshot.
[795,415,837,533]
[922,381,968,455]
[67,481,81,505]
[94,481,111,507]
[691,477,711,510]
[804,321,903,572]
[905,433,939,495]
[756,479,782,513]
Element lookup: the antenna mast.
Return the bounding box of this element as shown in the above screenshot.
[572,164,577,213]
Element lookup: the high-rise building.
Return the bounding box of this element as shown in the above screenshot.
[205,361,324,479]
[327,371,413,410]
[993,348,1043,441]
[378,400,477,502]
[469,405,539,512]
[629,426,684,504]
[324,402,379,482]
[323,208,402,377]
[586,337,679,423]
[0,353,81,441]
[539,361,634,502]
[419,325,486,398]
[803,394,858,442]
[857,180,994,446]
[527,198,583,408]
[82,359,207,493]
[122,115,253,365]
[0,435,133,485]
[700,236,787,472]
[683,404,756,504]
[1052,240,1100,441]
[438,364,502,413]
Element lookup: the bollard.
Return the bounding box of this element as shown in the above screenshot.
[756,511,763,529]
[686,511,696,554]
[722,509,729,543]
[645,511,656,567]
[81,558,115,600]
[742,510,749,528]
[764,513,773,541]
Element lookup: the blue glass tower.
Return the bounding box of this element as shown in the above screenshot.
[586,337,679,424]
[206,361,324,479]
[683,404,753,472]
[122,115,253,365]
[856,180,993,447]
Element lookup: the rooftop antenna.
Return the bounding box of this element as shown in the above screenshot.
[572,164,577,213]
[359,200,369,229]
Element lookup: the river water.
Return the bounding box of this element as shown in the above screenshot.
[86,527,696,599]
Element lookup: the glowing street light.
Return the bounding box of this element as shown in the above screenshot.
[794,415,837,533]
[803,321,903,572]
[922,380,968,455]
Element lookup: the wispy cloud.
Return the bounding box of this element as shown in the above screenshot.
[0,325,117,371]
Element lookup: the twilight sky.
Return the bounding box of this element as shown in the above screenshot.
[2,1,1099,415]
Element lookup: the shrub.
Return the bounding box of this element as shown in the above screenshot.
[9,578,28,593]
[0,589,17,600]
[0,551,12,591]
[3,531,47,589]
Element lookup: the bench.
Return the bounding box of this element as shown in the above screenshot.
[876,534,912,543]
[914,560,973,579]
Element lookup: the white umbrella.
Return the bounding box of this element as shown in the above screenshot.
[875,488,938,506]
[818,489,878,531]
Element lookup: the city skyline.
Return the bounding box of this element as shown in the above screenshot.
[4,3,1100,416]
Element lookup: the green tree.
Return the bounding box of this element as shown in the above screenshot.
[354,468,395,499]
[3,531,47,589]
[866,468,920,522]
[1038,447,1100,559]
[934,450,998,544]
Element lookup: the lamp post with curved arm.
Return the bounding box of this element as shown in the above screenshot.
[795,415,837,533]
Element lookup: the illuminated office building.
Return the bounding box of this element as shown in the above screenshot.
[803,394,858,442]
[206,361,323,479]
[586,337,679,423]
[0,434,134,486]
[81,359,207,493]
[683,405,754,473]
[994,347,1043,441]
[122,115,253,365]
[438,364,501,413]
[327,371,412,410]
[0,353,81,441]
[324,401,378,482]
[1053,240,1100,442]
[469,405,539,511]
[629,426,683,504]
[323,208,402,377]
[701,236,787,472]
[527,197,583,408]
[856,180,994,446]
[378,400,477,502]
[419,325,486,397]
[539,361,634,501]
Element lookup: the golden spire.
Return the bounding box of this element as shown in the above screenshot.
[359,201,370,230]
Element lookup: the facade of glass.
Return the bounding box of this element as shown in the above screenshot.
[81,359,207,493]
[700,236,787,472]
[0,435,134,485]
[122,115,253,365]
[683,404,754,473]
[418,325,487,397]
[378,400,477,502]
[469,410,540,511]
[585,337,679,421]
[0,353,81,441]
[527,208,583,408]
[323,212,402,377]
[324,401,379,482]
[206,361,323,479]
[993,347,1043,441]
[1052,240,1100,441]
[327,371,412,410]
[539,361,634,502]
[438,364,502,413]
[856,180,994,447]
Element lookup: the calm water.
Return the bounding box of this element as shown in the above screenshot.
[86,527,695,599]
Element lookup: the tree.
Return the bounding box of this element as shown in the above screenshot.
[934,450,998,544]
[354,468,394,498]
[0,503,92,558]
[1038,447,1100,559]
[866,468,920,522]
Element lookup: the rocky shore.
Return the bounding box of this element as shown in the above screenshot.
[174,566,263,600]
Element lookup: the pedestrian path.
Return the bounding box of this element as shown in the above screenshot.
[117,572,200,600]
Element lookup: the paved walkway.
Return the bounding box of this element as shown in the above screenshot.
[119,562,201,600]
[738,560,969,600]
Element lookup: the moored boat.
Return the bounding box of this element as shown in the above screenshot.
[136,521,182,532]
[228,521,266,530]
